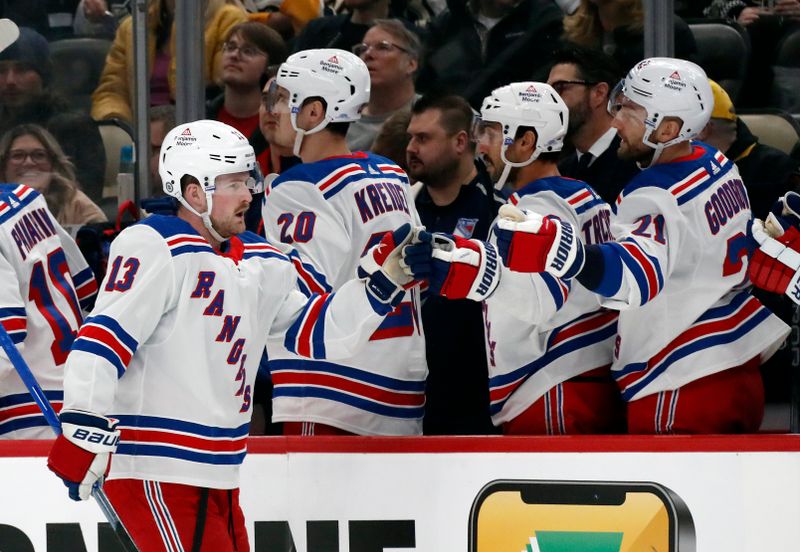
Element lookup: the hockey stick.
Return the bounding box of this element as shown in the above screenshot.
[0,326,139,552]
[0,18,20,53]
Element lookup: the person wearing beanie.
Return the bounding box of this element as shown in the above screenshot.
[0,26,106,204]
[0,25,52,104]
[697,80,799,220]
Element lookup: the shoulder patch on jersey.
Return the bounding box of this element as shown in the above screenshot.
[0,184,39,223]
[136,215,217,257]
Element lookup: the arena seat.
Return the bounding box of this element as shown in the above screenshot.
[689,19,750,104]
[738,108,800,156]
[48,38,112,114]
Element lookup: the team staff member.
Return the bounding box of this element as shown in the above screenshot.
[406,93,504,435]
[47,119,421,550]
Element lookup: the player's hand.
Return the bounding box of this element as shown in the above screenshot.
[47,410,120,501]
[410,231,501,301]
[359,224,422,309]
[764,191,800,238]
[493,204,585,279]
[750,218,800,303]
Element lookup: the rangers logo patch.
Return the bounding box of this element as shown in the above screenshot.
[454,218,479,238]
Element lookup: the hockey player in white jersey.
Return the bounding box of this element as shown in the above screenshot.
[261,48,427,436]
[407,82,623,434]
[490,58,789,434]
[0,184,97,438]
[46,119,422,551]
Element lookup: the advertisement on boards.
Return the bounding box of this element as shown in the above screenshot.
[1,438,800,551]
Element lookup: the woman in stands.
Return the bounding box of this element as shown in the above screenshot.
[0,124,107,226]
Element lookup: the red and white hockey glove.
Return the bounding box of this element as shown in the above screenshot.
[47,410,120,501]
[750,218,800,303]
[359,223,424,312]
[410,231,500,301]
[493,204,585,279]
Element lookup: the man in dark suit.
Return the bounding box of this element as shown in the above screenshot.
[547,45,639,204]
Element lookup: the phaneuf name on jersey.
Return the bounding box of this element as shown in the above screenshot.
[354,181,411,224]
[10,206,57,261]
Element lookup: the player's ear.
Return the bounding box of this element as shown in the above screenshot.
[184,180,206,209]
[656,117,682,142]
[520,129,537,154]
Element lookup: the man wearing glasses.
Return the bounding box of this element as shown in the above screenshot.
[547,46,639,204]
[208,21,288,176]
[347,19,421,152]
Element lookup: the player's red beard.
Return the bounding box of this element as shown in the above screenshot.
[211,200,250,238]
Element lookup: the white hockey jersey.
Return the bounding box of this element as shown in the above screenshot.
[63,215,397,489]
[485,177,618,425]
[591,143,789,400]
[0,184,97,439]
[262,152,426,435]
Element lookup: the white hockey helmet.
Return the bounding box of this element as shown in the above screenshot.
[477,81,568,188]
[609,57,713,162]
[276,48,370,155]
[159,119,264,241]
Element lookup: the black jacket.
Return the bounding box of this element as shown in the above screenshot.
[417,0,564,108]
[727,118,800,219]
[415,164,505,434]
[558,134,640,205]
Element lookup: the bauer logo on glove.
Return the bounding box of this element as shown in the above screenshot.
[493,204,585,279]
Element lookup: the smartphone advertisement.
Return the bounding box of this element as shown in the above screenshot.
[470,480,695,552]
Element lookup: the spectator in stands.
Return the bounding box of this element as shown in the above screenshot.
[0,26,106,203]
[547,45,639,203]
[416,0,564,108]
[406,94,504,435]
[371,109,413,174]
[292,0,415,53]
[207,21,288,175]
[698,80,800,219]
[562,0,697,74]
[148,104,176,197]
[704,0,800,108]
[0,0,79,40]
[0,124,106,225]
[347,19,420,151]
[91,0,247,123]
